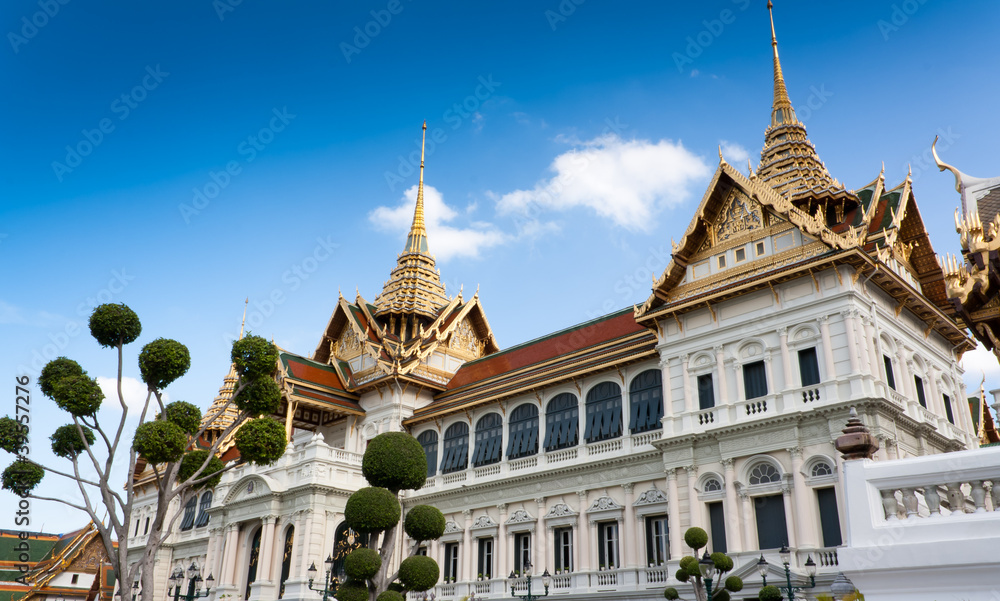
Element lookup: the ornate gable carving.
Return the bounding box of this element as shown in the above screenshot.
[505,509,536,524]
[443,521,463,534]
[544,503,578,518]
[633,487,669,506]
[449,318,482,358]
[717,189,764,242]
[336,327,364,360]
[587,496,623,512]
[471,515,499,529]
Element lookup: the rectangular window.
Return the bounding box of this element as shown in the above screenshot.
[697,374,715,410]
[644,515,669,566]
[708,502,727,554]
[597,522,620,570]
[444,543,460,581]
[143,517,149,535]
[798,347,821,387]
[735,248,747,262]
[914,376,927,408]
[477,538,493,579]
[553,527,573,573]
[134,519,140,537]
[514,532,531,574]
[71,574,79,585]
[743,360,768,400]
[717,255,727,269]
[816,487,843,547]
[755,241,766,256]
[417,546,427,556]
[753,494,788,550]
[943,394,955,424]
[883,355,896,390]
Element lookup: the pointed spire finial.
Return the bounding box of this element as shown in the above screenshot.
[767,1,797,127]
[239,297,248,340]
[404,122,430,254]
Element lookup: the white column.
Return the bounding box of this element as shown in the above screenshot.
[208,527,225,585]
[258,516,277,582]
[858,316,873,374]
[788,448,815,548]
[763,354,775,396]
[576,491,590,571]
[863,317,879,377]
[841,310,860,375]
[534,499,546,574]
[782,482,797,548]
[681,354,694,413]
[462,510,473,581]
[819,315,836,378]
[622,484,636,568]
[223,524,241,586]
[297,510,314,579]
[714,346,729,404]
[738,489,755,551]
[721,459,742,553]
[684,466,700,529]
[290,512,305,578]
[588,520,599,571]
[497,504,508,579]
[733,361,745,402]
[659,358,674,417]
[666,470,682,559]
[928,369,943,417]
[778,327,793,390]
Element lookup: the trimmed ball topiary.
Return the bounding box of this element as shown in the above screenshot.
[0,417,27,453]
[139,338,191,390]
[684,527,708,551]
[178,450,225,489]
[50,424,96,458]
[233,417,287,465]
[234,378,281,417]
[333,579,368,601]
[51,375,104,416]
[724,576,743,592]
[163,401,202,435]
[663,587,679,600]
[133,420,187,464]
[89,303,141,348]
[713,590,731,601]
[377,591,404,601]
[362,432,427,492]
[2,458,44,496]
[231,335,278,380]
[404,505,445,541]
[397,555,438,592]
[674,568,689,583]
[711,552,733,573]
[344,548,381,580]
[39,357,85,398]
[345,487,400,533]
[678,556,696,570]
[758,585,782,601]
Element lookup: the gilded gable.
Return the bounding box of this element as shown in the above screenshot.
[449,318,483,358]
[717,189,764,242]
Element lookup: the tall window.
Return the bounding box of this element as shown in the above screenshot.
[514,532,531,574]
[278,527,294,598]
[134,519,140,537]
[708,502,727,553]
[472,413,503,467]
[553,527,573,572]
[440,423,469,474]
[507,404,539,460]
[697,374,715,410]
[195,491,212,527]
[418,430,438,477]
[444,543,460,581]
[597,522,620,569]
[883,355,896,390]
[629,369,663,433]
[644,515,669,566]
[943,394,955,424]
[798,347,820,387]
[544,393,578,451]
[914,376,927,408]
[180,496,196,531]
[143,517,149,535]
[743,360,768,400]
[816,488,842,547]
[245,528,262,599]
[584,382,622,443]
[477,538,494,579]
[754,495,788,550]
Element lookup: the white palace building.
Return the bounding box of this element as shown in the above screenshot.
[126,7,985,601]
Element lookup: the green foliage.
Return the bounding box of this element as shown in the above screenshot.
[724,576,743,592]
[344,486,400,533]
[344,548,382,580]
[711,552,733,573]
[50,424,96,458]
[88,303,141,348]
[38,357,85,398]
[663,587,679,600]
[404,505,446,541]
[333,579,369,601]
[133,420,187,464]
[386,582,405,593]
[678,556,697,571]
[2,458,44,496]
[51,375,105,417]
[377,591,404,601]
[138,338,191,390]
[163,401,202,435]
[712,590,731,601]
[684,527,708,551]
[674,568,689,583]
[0,417,27,453]
[233,378,281,416]
[362,432,427,492]
[233,417,287,465]
[758,585,782,601]
[178,450,225,489]
[397,555,438,592]
[231,335,278,380]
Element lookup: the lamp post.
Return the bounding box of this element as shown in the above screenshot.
[829,572,856,601]
[168,563,213,601]
[698,552,717,600]
[307,555,339,601]
[508,560,551,601]
[759,546,815,601]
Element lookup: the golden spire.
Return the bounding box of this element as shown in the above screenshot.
[767,1,796,127]
[405,121,429,254]
[239,297,248,340]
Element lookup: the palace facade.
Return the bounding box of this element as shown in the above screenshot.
[126,7,982,601]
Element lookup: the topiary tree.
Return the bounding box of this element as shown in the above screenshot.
[341,432,445,601]
[667,527,744,601]
[758,585,782,601]
[0,303,288,601]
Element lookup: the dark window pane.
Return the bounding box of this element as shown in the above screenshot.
[477,538,493,579]
[645,515,669,565]
[278,527,294,598]
[507,404,539,459]
[883,355,896,390]
[944,394,955,424]
[195,491,212,527]
[544,393,579,451]
[754,494,787,550]
[418,430,438,477]
[472,413,503,467]
[914,376,927,408]
[697,374,715,410]
[585,382,623,443]
[441,423,469,474]
[708,502,727,554]
[816,487,842,547]
[798,347,820,387]
[743,360,768,400]
[245,528,261,600]
[180,496,196,531]
[629,369,663,433]
[554,527,573,572]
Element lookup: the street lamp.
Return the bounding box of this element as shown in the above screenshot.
[698,552,717,599]
[829,572,856,601]
[307,555,339,601]
[764,546,815,601]
[756,555,769,586]
[168,563,213,601]
[508,560,550,600]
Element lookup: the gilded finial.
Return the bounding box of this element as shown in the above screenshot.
[718,144,724,162]
[932,135,964,195]
[767,1,797,127]
[747,158,754,176]
[879,161,885,179]
[239,297,248,340]
[404,122,430,254]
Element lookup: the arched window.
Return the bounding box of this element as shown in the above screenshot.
[584,382,622,443]
[544,393,579,451]
[332,523,367,583]
[472,413,503,467]
[195,491,212,527]
[748,462,781,485]
[245,527,262,599]
[703,477,723,492]
[278,527,294,598]
[507,404,538,460]
[440,422,469,474]
[629,369,663,433]
[810,461,833,478]
[179,496,196,531]
[417,430,438,477]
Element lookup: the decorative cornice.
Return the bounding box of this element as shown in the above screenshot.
[587,496,623,513]
[505,509,536,525]
[633,487,669,506]
[544,504,578,519]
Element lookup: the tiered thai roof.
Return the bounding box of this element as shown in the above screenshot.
[1,524,115,601]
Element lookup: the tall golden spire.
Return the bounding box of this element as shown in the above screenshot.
[767,0,796,127]
[405,121,429,254]
[239,297,248,340]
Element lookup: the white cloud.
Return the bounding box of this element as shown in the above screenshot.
[961,343,1000,392]
[493,134,711,232]
[370,184,508,262]
[97,376,163,414]
[721,140,751,166]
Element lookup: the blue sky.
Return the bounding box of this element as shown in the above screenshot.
[2,0,998,532]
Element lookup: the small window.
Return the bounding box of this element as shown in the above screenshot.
[629,369,663,434]
[444,543,460,581]
[748,462,781,485]
[514,532,531,574]
[440,423,469,474]
[703,477,723,492]
[816,487,843,547]
[735,248,747,262]
[417,546,427,556]
[755,241,766,256]
[472,413,503,467]
[743,360,768,400]
[134,519,141,537]
[418,430,438,477]
[195,491,212,528]
[143,517,149,535]
[943,394,955,425]
[179,496,196,531]
[598,522,620,569]
[544,393,579,451]
[554,527,573,572]
[644,515,669,566]
[810,461,834,478]
[71,574,79,585]
[584,382,623,443]
[477,538,493,579]
[798,348,821,387]
[914,376,927,408]
[883,355,896,390]
[697,374,715,410]
[717,255,727,269]
[708,501,727,553]
[507,404,539,460]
